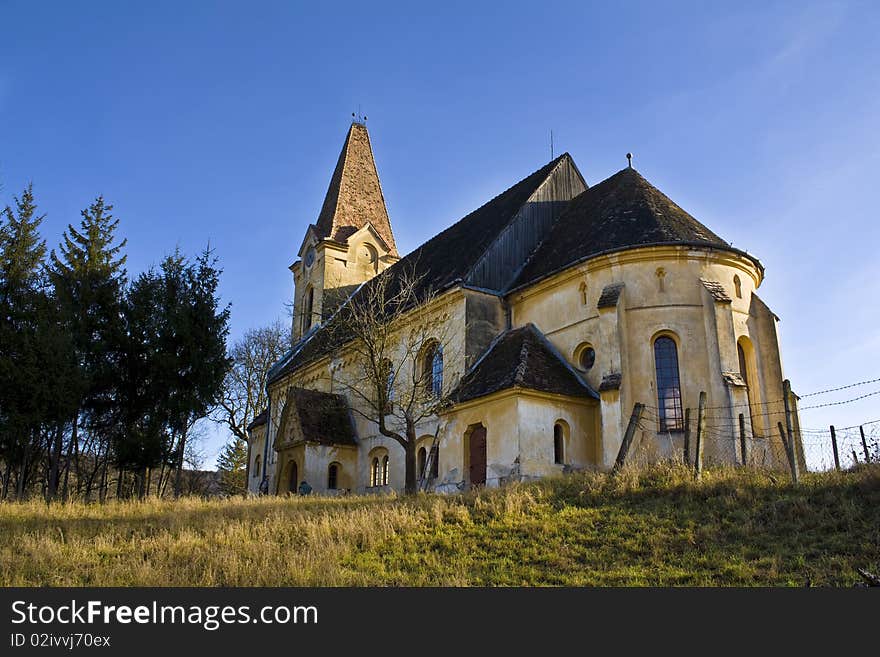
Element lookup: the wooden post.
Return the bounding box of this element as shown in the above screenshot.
[613,403,645,472]
[782,380,800,484]
[738,413,748,466]
[778,422,790,463]
[830,425,840,471]
[694,392,706,480]
[860,426,871,463]
[683,408,691,465]
[852,449,859,466]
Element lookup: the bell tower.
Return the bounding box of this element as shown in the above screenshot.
[291,121,399,339]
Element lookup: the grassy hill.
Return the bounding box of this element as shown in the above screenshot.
[1,463,878,586]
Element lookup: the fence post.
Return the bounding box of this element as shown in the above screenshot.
[852,449,859,466]
[739,413,747,466]
[683,408,691,465]
[777,422,788,453]
[860,426,871,463]
[694,392,706,480]
[782,380,800,485]
[830,425,840,471]
[613,403,645,472]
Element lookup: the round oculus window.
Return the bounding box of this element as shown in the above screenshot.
[304,248,315,268]
[579,347,596,370]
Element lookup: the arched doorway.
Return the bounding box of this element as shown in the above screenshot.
[467,425,487,487]
[288,461,298,493]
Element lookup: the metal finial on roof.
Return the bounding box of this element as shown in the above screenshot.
[626,152,633,168]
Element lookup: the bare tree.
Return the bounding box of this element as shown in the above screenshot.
[213,319,291,445]
[327,264,458,494]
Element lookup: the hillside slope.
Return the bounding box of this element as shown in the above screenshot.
[1,464,877,586]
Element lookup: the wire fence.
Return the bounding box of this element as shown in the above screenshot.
[623,403,879,473]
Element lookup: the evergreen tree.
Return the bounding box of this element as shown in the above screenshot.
[216,435,248,495]
[166,247,230,497]
[48,196,127,499]
[0,185,73,499]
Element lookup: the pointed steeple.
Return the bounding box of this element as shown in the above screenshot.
[314,122,398,256]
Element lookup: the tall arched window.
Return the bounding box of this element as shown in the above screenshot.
[370,457,381,487]
[430,443,439,479]
[327,463,339,490]
[382,455,389,486]
[303,286,314,333]
[553,423,565,464]
[422,341,443,397]
[654,336,684,432]
[738,337,762,436]
[733,275,742,299]
[253,455,261,478]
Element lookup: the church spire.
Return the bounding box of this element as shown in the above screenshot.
[314,121,398,256]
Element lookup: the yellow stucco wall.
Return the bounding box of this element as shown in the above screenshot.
[509,245,792,469]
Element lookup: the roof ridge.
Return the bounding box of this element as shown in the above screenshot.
[406,154,569,261]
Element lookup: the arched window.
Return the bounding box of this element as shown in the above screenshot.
[328,463,339,490]
[733,275,742,299]
[303,286,314,333]
[553,423,565,464]
[430,443,439,479]
[382,455,389,486]
[370,457,381,487]
[422,341,443,397]
[654,336,684,432]
[418,446,427,477]
[253,455,261,478]
[738,337,763,436]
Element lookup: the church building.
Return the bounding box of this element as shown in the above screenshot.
[247,121,802,495]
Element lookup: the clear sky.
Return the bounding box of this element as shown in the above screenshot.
[2,1,879,469]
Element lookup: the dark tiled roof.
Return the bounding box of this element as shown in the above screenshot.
[512,167,757,289]
[446,324,598,404]
[597,282,625,309]
[314,122,398,256]
[598,373,622,392]
[279,388,357,446]
[247,408,268,431]
[268,155,571,384]
[700,279,732,302]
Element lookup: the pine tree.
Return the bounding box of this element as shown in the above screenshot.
[0,184,45,299]
[0,185,58,498]
[216,435,248,495]
[48,196,127,499]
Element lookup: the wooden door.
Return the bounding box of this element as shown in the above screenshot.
[469,426,487,486]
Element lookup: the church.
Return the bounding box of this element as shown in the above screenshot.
[246,120,802,495]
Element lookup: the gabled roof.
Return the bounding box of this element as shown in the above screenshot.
[446,324,598,404]
[512,167,761,290]
[276,388,356,447]
[314,122,397,256]
[268,155,575,384]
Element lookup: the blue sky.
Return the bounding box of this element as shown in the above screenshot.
[2,1,879,468]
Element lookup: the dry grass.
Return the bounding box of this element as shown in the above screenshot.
[2,463,878,586]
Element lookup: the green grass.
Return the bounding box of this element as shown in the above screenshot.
[1,463,878,586]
